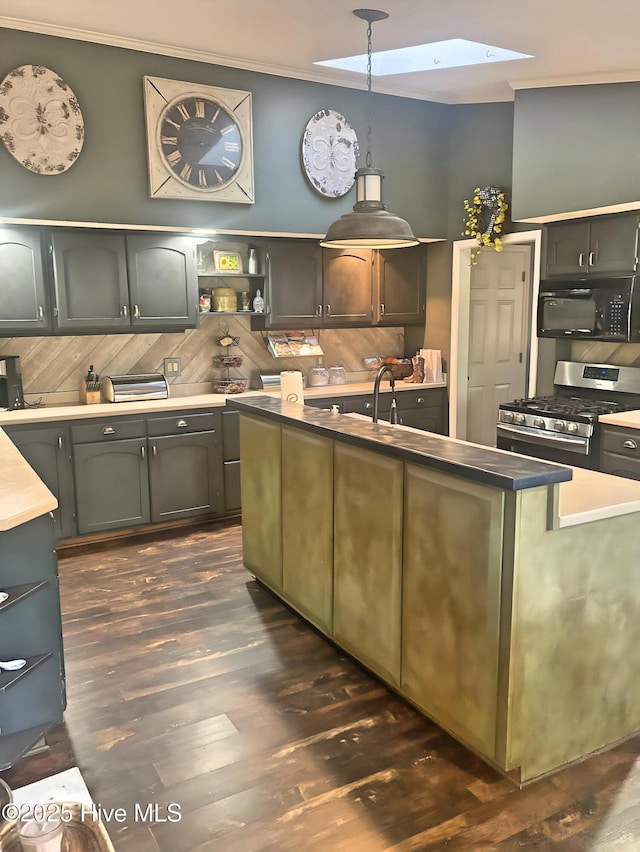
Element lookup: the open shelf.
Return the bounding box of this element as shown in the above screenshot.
[0,722,54,771]
[0,581,48,615]
[0,653,52,693]
[197,272,265,279]
[200,311,265,317]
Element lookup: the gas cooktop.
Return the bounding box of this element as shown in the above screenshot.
[505,395,634,420]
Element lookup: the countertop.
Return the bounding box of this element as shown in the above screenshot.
[0,380,447,427]
[557,465,640,527]
[228,395,573,492]
[599,410,640,429]
[0,429,57,531]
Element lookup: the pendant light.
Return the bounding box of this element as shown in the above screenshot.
[320,8,419,250]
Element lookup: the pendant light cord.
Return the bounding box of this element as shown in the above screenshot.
[366,19,373,168]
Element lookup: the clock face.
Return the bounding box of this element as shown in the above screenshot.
[159,96,243,191]
[301,110,359,198]
[144,77,254,204]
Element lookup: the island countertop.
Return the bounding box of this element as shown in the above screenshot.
[227,395,573,491]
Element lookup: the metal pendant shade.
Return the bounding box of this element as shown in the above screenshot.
[320,9,418,250]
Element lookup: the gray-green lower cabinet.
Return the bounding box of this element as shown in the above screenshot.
[222,410,241,512]
[148,431,222,522]
[0,513,65,769]
[72,438,150,534]
[6,425,76,539]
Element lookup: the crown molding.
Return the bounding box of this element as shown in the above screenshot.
[516,201,640,224]
[0,16,453,104]
[511,70,640,92]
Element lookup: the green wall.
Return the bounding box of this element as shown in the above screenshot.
[0,28,449,238]
[512,83,640,221]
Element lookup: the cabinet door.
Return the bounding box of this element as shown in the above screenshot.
[73,438,150,534]
[398,405,445,435]
[148,431,222,522]
[589,214,639,275]
[222,410,241,511]
[402,464,504,759]
[281,426,333,634]
[7,426,76,539]
[333,442,403,685]
[545,221,590,276]
[322,249,374,327]
[266,240,323,328]
[50,231,130,330]
[376,245,426,325]
[0,227,50,334]
[126,234,198,328]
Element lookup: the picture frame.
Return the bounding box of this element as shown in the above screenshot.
[213,250,243,273]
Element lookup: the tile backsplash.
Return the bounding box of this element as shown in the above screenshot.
[0,318,406,400]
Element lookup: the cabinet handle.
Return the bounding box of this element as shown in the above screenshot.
[152,445,157,458]
[623,439,638,450]
[133,305,140,319]
[416,397,425,404]
[176,419,188,428]
[102,426,115,435]
[121,305,128,318]
[326,304,331,316]
[317,304,322,317]
[380,303,385,316]
[38,305,44,319]
[578,252,585,267]
[141,445,146,459]
[364,402,372,410]
[57,436,63,450]
[588,251,596,266]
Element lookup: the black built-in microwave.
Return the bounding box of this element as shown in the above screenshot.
[537,276,640,341]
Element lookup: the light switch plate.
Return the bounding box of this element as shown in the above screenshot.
[163,357,181,377]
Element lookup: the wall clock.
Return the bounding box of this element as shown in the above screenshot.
[0,64,84,175]
[143,76,254,203]
[301,109,359,198]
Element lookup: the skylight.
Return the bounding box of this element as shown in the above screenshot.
[315,39,533,76]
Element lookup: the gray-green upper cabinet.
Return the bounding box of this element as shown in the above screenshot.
[376,245,426,326]
[0,226,51,335]
[322,249,374,327]
[265,240,323,329]
[126,234,198,329]
[50,230,198,332]
[50,230,130,331]
[545,214,640,277]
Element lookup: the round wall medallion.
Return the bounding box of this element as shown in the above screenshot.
[301,109,359,198]
[0,64,84,175]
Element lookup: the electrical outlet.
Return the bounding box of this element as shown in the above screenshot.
[163,357,182,377]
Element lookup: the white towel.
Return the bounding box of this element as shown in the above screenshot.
[420,349,444,383]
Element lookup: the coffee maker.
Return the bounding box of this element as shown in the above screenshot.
[0,355,25,410]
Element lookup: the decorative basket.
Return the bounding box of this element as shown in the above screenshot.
[212,355,243,368]
[212,378,247,394]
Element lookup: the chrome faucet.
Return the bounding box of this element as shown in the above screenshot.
[373,364,399,424]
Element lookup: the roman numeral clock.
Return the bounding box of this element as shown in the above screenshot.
[143,76,254,203]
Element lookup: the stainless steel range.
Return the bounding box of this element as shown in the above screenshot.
[496,361,640,469]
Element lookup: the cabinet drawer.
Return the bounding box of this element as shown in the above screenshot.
[396,389,446,410]
[342,395,379,415]
[71,419,146,443]
[222,410,240,461]
[601,451,640,480]
[602,427,640,458]
[147,412,217,436]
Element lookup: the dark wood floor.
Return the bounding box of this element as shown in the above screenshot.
[2,521,640,851]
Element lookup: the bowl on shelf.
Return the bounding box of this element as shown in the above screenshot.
[212,378,247,394]
[212,355,243,368]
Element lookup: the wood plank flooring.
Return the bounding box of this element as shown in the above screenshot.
[2,521,640,850]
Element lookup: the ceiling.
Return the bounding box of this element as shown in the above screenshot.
[1,0,640,103]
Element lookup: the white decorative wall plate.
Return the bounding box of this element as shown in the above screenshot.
[301,109,359,198]
[143,76,254,204]
[0,64,84,174]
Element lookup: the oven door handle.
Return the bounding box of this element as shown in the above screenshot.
[496,423,590,455]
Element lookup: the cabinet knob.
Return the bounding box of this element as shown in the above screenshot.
[176,419,188,428]
[102,426,115,435]
[364,402,372,410]
[416,397,425,404]
[623,439,638,450]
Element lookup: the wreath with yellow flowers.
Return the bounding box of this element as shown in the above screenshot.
[462,186,510,265]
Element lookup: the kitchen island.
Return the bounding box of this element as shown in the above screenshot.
[228,395,640,785]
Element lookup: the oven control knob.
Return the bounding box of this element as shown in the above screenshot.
[553,420,566,431]
[534,417,546,429]
[502,411,514,423]
[514,413,526,425]
[566,422,579,434]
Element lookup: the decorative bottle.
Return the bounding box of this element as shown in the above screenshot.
[252,289,265,313]
[248,247,258,274]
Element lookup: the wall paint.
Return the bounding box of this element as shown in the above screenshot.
[0,28,448,238]
[512,83,640,221]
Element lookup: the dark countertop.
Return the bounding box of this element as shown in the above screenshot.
[227,395,573,492]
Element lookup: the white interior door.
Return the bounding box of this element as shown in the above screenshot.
[466,246,531,446]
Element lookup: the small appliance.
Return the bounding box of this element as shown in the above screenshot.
[0,355,25,410]
[101,373,169,403]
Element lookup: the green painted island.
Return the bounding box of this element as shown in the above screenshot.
[228,395,640,785]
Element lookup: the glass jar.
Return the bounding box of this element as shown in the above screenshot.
[328,366,347,385]
[308,366,329,387]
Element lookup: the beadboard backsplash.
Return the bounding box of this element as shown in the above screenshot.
[0,319,405,399]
